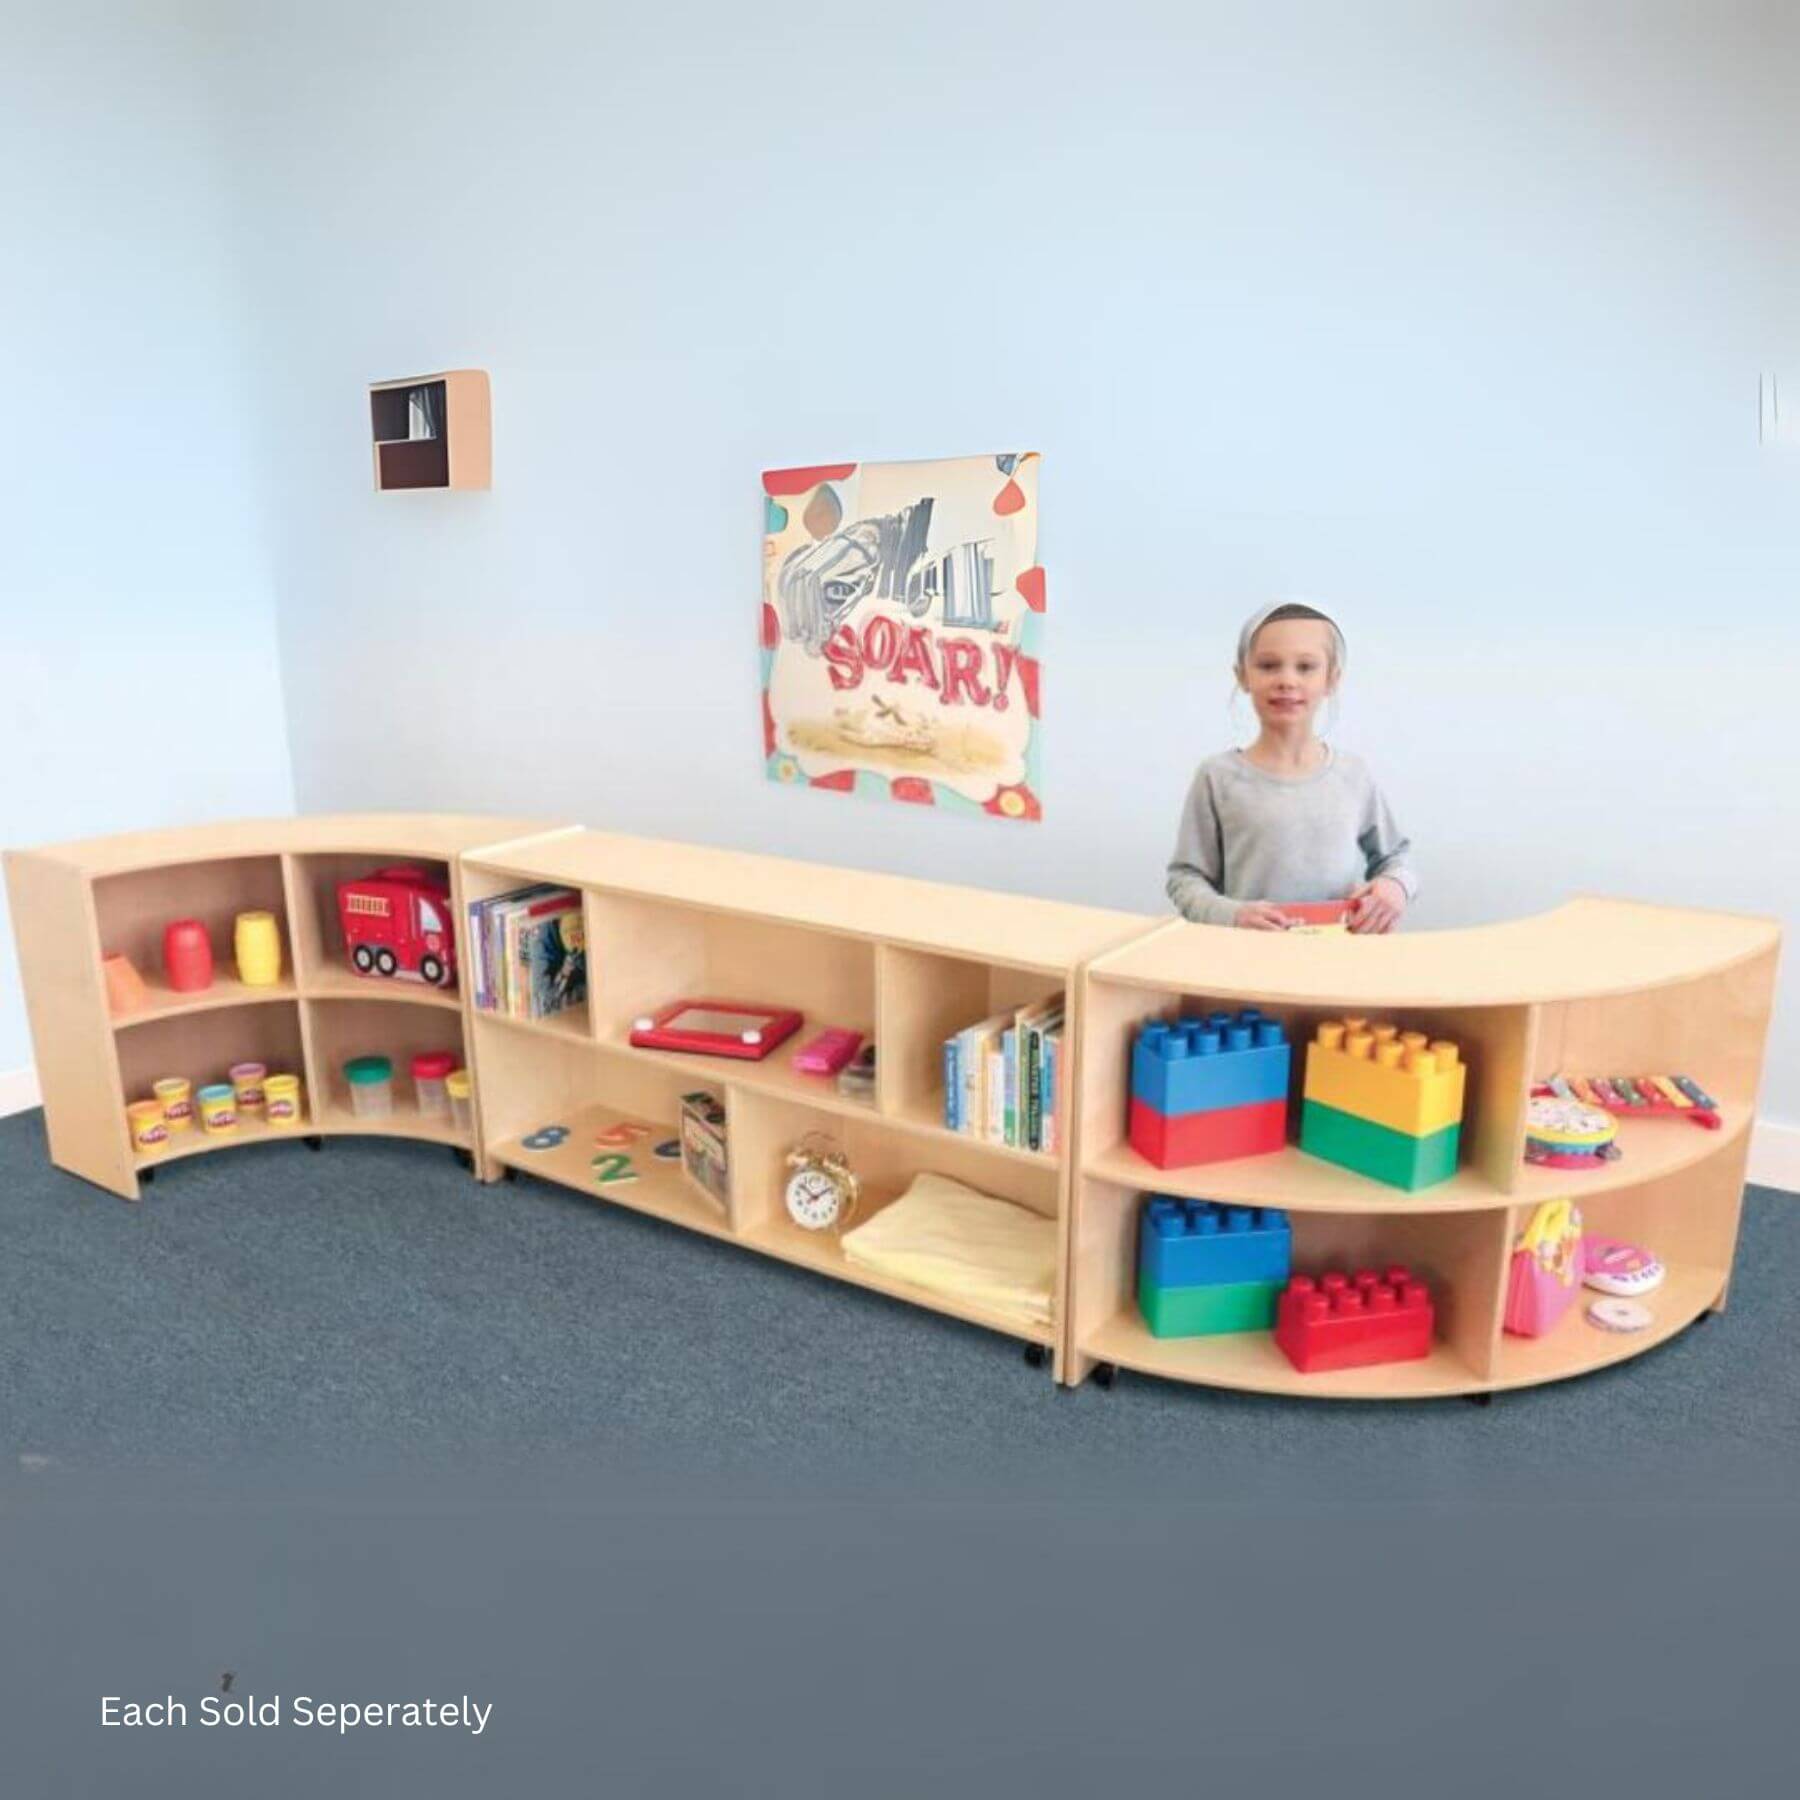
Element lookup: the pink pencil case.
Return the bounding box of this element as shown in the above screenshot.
[794,1029,863,1076]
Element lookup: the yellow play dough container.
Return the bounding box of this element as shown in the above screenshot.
[153,1076,194,1133]
[196,1084,238,1135]
[127,1099,170,1154]
[264,1073,303,1128]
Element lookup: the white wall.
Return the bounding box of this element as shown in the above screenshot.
[12,2,1797,1138]
[0,0,295,1080]
[217,0,1800,1122]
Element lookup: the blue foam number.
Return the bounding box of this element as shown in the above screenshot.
[522,1125,570,1151]
[654,1139,682,1160]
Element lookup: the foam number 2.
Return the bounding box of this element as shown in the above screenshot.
[592,1153,639,1186]
[593,1122,651,1149]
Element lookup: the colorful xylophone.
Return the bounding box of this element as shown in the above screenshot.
[1533,1074,1721,1130]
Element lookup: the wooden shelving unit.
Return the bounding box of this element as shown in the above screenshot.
[4,814,558,1198]
[460,830,1147,1380]
[8,813,1780,1402]
[1067,899,1780,1397]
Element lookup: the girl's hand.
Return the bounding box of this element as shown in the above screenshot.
[1234,901,1294,931]
[1347,878,1406,934]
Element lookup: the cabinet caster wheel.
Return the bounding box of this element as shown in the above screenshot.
[1093,1363,1117,1390]
[303,1135,324,1152]
[1466,1392,1493,1407]
[451,1148,473,1172]
[503,1165,518,1183]
[139,1168,154,1187]
[1023,1342,1047,1369]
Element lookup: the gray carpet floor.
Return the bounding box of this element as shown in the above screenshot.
[4,1109,1796,1493]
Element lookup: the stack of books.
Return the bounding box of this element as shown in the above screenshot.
[941,995,1064,1152]
[467,885,587,1020]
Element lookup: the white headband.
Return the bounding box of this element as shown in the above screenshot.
[1236,603,1346,675]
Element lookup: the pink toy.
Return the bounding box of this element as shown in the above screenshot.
[1581,1236,1665,1297]
[1504,1199,1585,1336]
[793,1028,863,1076]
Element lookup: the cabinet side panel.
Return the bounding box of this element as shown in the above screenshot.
[2,852,134,1197]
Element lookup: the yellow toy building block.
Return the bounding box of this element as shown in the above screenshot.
[1302,1019,1467,1139]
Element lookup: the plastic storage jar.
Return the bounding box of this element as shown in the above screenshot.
[411,1051,457,1119]
[196,1084,238,1135]
[343,1055,394,1118]
[229,1061,268,1117]
[446,1068,473,1135]
[264,1073,303,1128]
[127,1099,170,1154]
[153,1076,194,1133]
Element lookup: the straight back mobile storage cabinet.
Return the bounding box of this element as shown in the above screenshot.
[1068,899,1781,1397]
[457,829,1149,1381]
[4,815,560,1200]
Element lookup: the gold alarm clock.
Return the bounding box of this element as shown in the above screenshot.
[784,1134,860,1232]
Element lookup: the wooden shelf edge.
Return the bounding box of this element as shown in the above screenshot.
[112,980,300,1030]
[1081,1142,1515,1215]
[1081,1308,1488,1398]
[300,975,464,1013]
[472,1006,594,1044]
[738,1218,1057,1345]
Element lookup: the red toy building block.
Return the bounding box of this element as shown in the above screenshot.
[1129,1096,1286,1168]
[1274,1266,1434,1373]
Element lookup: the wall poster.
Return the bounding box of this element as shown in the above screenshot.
[760,454,1044,821]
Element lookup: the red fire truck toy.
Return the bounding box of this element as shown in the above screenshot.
[336,866,457,988]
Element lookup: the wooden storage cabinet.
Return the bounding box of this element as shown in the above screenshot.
[460,830,1146,1377]
[4,815,557,1199]
[1067,901,1780,1396]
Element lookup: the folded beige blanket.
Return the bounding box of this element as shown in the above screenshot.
[839,1171,1056,1325]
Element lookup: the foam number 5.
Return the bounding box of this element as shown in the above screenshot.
[593,1122,651,1149]
[592,1152,639,1186]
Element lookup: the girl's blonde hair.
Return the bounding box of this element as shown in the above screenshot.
[1235,602,1346,679]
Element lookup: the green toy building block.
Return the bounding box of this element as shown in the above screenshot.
[1137,1277,1281,1338]
[1299,1099,1460,1191]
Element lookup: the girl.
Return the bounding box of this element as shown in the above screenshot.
[1166,603,1415,933]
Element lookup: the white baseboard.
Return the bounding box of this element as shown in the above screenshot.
[0,1065,42,1118]
[1749,1116,1800,1196]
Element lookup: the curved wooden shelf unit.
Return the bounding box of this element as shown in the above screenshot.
[1097,897,1778,1008]
[1070,897,1779,1399]
[5,813,558,1201]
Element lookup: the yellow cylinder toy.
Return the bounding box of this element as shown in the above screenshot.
[264,1073,303,1128]
[127,1099,170,1155]
[234,911,284,987]
[153,1076,194,1133]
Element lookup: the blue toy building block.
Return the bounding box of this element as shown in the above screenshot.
[1131,1010,1291,1117]
[1138,1197,1292,1289]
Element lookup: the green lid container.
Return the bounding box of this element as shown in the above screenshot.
[343,1055,394,1085]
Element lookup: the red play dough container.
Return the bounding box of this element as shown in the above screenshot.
[162,918,215,992]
